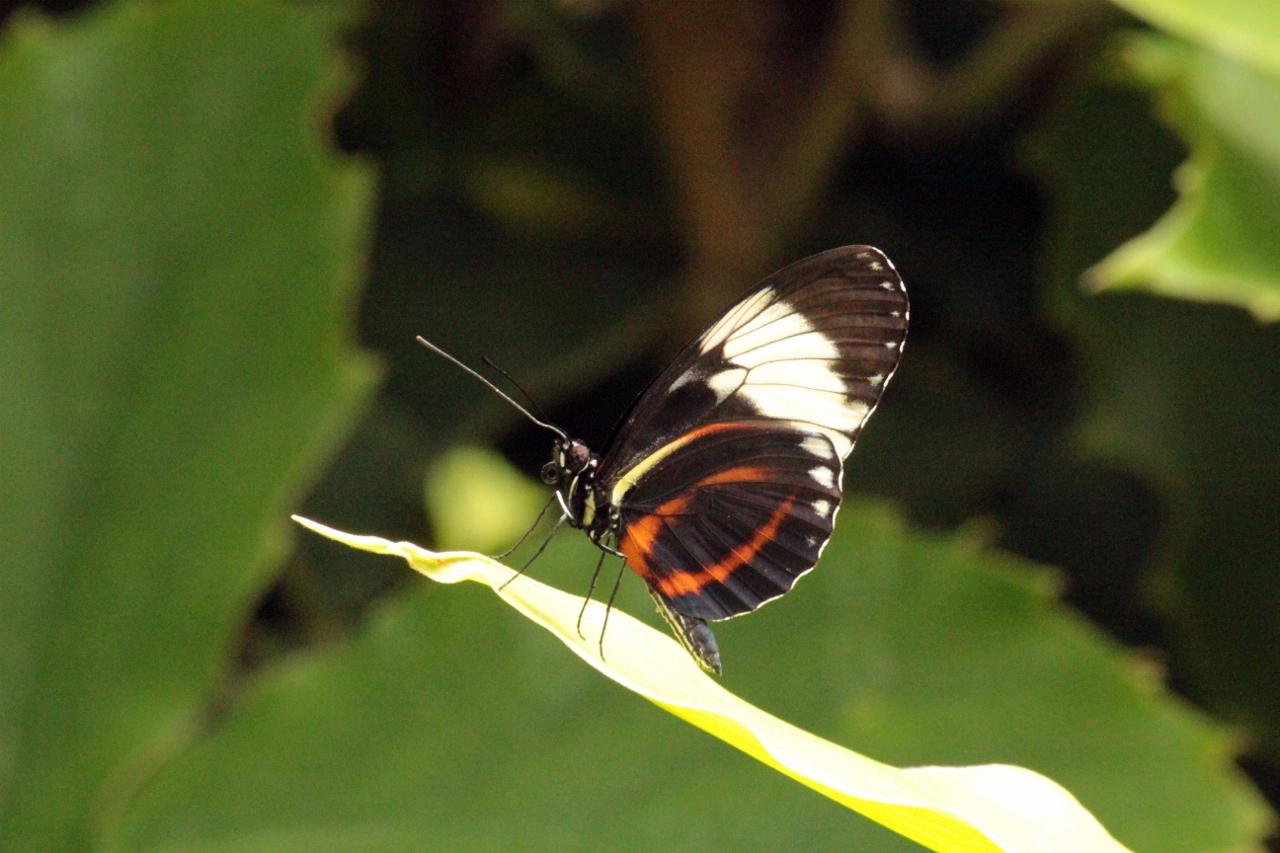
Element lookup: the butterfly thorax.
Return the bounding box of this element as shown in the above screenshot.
[542,438,615,541]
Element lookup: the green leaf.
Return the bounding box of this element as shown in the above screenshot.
[0,0,375,850]
[1105,0,1280,79]
[1089,34,1280,319]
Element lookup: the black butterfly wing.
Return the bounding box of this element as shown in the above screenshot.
[615,421,844,621]
[599,246,908,621]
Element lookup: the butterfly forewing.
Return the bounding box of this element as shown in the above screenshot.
[600,246,908,480]
[600,246,907,622]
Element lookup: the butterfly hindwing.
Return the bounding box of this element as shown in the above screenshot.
[615,421,844,620]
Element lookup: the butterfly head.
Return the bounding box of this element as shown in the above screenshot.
[542,438,605,531]
[541,438,593,485]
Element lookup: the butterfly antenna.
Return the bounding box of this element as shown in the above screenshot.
[481,355,550,422]
[416,336,567,441]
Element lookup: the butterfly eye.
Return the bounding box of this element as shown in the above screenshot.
[540,461,562,485]
[565,441,591,473]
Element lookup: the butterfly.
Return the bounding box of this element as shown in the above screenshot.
[423,246,908,674]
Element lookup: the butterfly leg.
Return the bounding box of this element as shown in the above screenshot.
[597,556,628,664]
[588,538,626,560]
[576,526,630,638]
[575,547,609,639]
[490,490,557,559]
[497,513,567,591]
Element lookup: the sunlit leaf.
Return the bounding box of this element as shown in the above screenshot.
[291,516,1129,853]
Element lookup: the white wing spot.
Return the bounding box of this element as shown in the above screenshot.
[694,292,886,458]
[885,341,899,349]
[809,466,835,488]
[806,535,819,548]
[749,386,866,434]
[706,368,747,404]
[722,307,821,362]
[812,499,832,518]
[749,359,845,392]
[792,423,854,460]
[890,310,902,317]
[880,281,896,290]
[869,260,883,271]
[856,251,871,259]
[726,300,867,448]
[801,435,834,459]
[868,374,884,387]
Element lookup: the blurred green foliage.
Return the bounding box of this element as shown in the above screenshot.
[0,0,374,849]
[1092,34,1280,318]
[1028,43,1280,773]
[2,0,1280,851]
[425,445,548,551]
[1107,0,1280,78]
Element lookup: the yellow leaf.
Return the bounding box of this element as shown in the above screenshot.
[292,515,1132,853]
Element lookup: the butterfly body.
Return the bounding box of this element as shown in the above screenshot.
[537,245,909,675]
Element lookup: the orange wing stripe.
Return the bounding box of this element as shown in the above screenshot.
[618,492,692,582]
[618,464,794,597]
[652,495,794,598]
[697,465,771,487]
